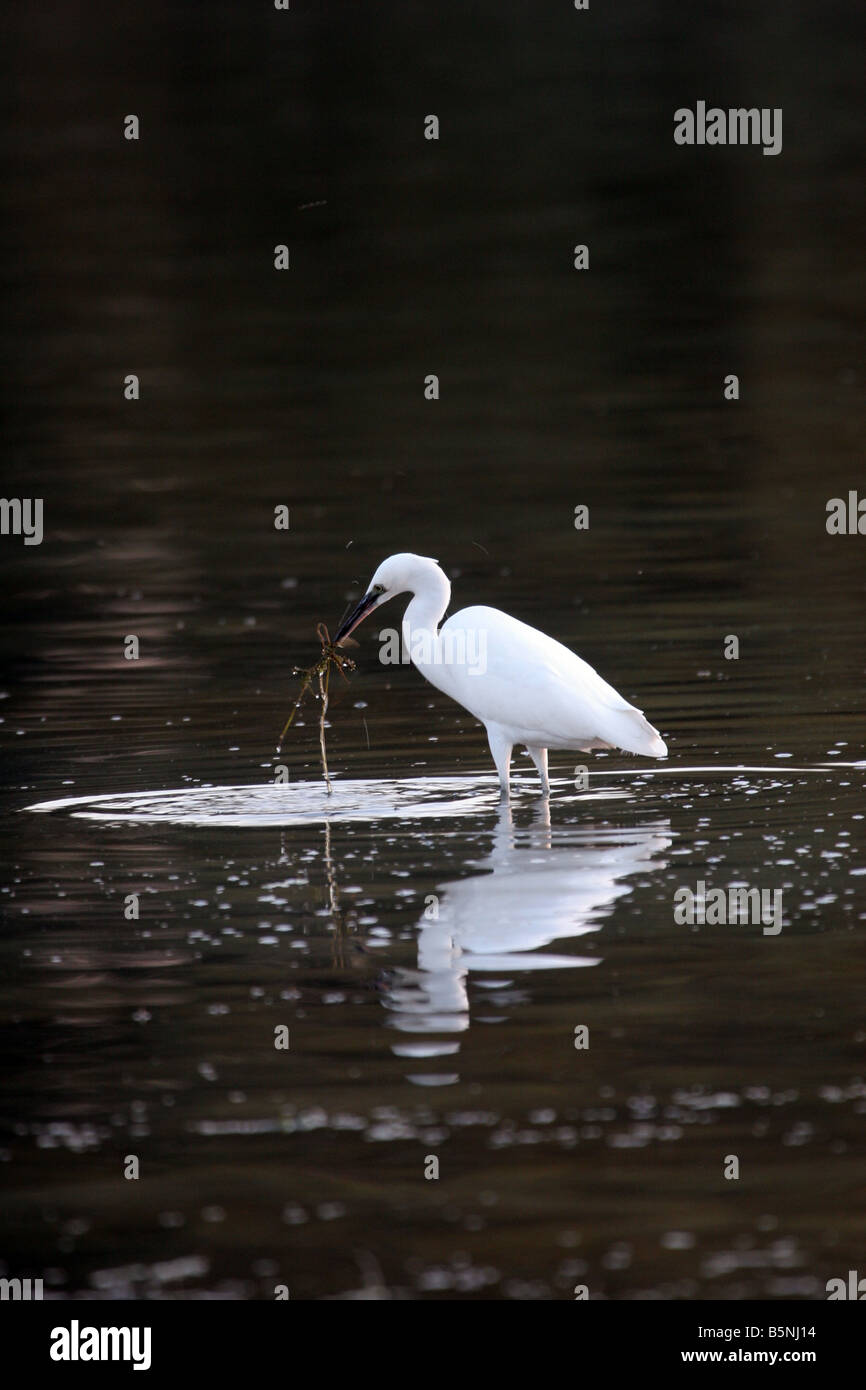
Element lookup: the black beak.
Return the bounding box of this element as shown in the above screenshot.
[334,591,380,645]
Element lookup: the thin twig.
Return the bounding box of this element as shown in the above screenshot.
[317,664,332,793]
[276,622,355,793]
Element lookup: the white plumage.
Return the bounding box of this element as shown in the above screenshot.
[334,552,668,796]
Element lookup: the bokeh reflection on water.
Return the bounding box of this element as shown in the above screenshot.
[5,759,865,1299]
[29,786,673,1085]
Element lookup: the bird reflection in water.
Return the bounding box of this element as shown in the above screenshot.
[380,802,672,1083]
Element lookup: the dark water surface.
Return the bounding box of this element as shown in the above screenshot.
[1,3,864,1298]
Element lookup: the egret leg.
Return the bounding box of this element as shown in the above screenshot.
[485,725,513,799]
[526,746,550,797]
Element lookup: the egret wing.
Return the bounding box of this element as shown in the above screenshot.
[437,606,665,756]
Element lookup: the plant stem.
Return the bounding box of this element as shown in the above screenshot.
[318,664,332,794]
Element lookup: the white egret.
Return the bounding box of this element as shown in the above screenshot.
[333,552,668,796]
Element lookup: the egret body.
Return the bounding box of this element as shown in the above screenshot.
[333,553,667,797]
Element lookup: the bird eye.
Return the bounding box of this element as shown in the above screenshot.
[372,584,384,595]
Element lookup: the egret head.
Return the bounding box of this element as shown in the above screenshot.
[334,553,444,644]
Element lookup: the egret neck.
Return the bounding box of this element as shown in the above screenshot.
[400,563,452,686]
